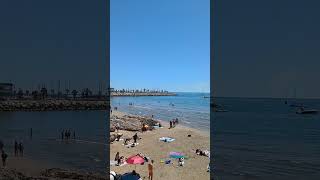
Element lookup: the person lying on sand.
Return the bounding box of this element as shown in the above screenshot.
[178,157,184,167]
[116,133,123,141]
[116,156,125,166]
[195,149,210,157]
[124,138,131,145]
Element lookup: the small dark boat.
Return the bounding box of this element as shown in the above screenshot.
[296,107,318,114]
[213,109,228,112]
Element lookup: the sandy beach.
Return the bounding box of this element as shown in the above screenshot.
[110,111,210,180]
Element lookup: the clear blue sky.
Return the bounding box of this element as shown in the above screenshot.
[110,0,210,92]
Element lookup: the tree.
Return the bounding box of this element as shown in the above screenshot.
[25,90,30,97]
[72,90,78,100]
[65,89,70,99]
[40,87,48,99]
[32,91,39,100]
[17,88,24,99]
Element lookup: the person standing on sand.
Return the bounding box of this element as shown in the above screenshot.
[133,133,138,143]
[115,152,120,162]
[148,160,154,180]
[14,140,18,156]
[19,142,24,157]
[169,121,172,129]
[1,150,8,167]
[30,128,33,139]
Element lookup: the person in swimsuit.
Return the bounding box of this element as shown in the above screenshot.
[148,160,154,180]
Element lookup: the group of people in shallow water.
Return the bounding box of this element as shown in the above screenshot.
[61,129,76,140]
[14,140,24,157]
[169,118,179,129]
[0,139,24,167]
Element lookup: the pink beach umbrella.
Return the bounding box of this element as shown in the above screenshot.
[126,155,145,164]
[126,155,145,170]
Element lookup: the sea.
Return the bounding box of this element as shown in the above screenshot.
[0,111,107,174]
[110,92,210,132]
[213,97,320,180]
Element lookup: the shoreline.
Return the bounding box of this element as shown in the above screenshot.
[110,110,210,179]
[111,92,176,96]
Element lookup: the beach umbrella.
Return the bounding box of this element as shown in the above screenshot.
[126,155,145,164]
[169,152,184,159]
[126,154,145,170]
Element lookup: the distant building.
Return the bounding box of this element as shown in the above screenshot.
[0,83,13,97]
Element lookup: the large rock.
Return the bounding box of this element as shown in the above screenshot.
[110,114,158,131]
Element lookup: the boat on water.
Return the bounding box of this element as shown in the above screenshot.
[213,108,228,112]
[296,107,318,114]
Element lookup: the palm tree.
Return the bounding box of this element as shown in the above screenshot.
[72,90,78,100]
[32,91,38,100]
[17,88,24,99]
[65,89,70,99]
[40,87,48,99]
[25,90,30,97]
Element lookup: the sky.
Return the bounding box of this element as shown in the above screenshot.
[214,0,320,99]
[110,0,210,92]
[0,0,107,92]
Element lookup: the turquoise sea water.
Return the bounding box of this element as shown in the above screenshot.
[111,92,210,132]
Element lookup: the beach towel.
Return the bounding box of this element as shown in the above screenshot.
[159,137,175,142]
[153,126,163,129]
[110,160,117,166]
[125,143,139,148]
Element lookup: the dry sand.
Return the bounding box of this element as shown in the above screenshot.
[110,111,210,180]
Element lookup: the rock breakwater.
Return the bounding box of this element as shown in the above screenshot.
[0,100,107,111]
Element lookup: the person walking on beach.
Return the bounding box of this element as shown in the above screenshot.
[30,128,33,139]
[19,142,24,157]
[148,160,154,180]
[133,133,138,144]
[14,140,18,156]
[1,150,8,167]
[115,152,120,163]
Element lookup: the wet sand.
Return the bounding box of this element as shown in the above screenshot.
[110,111,210,180]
